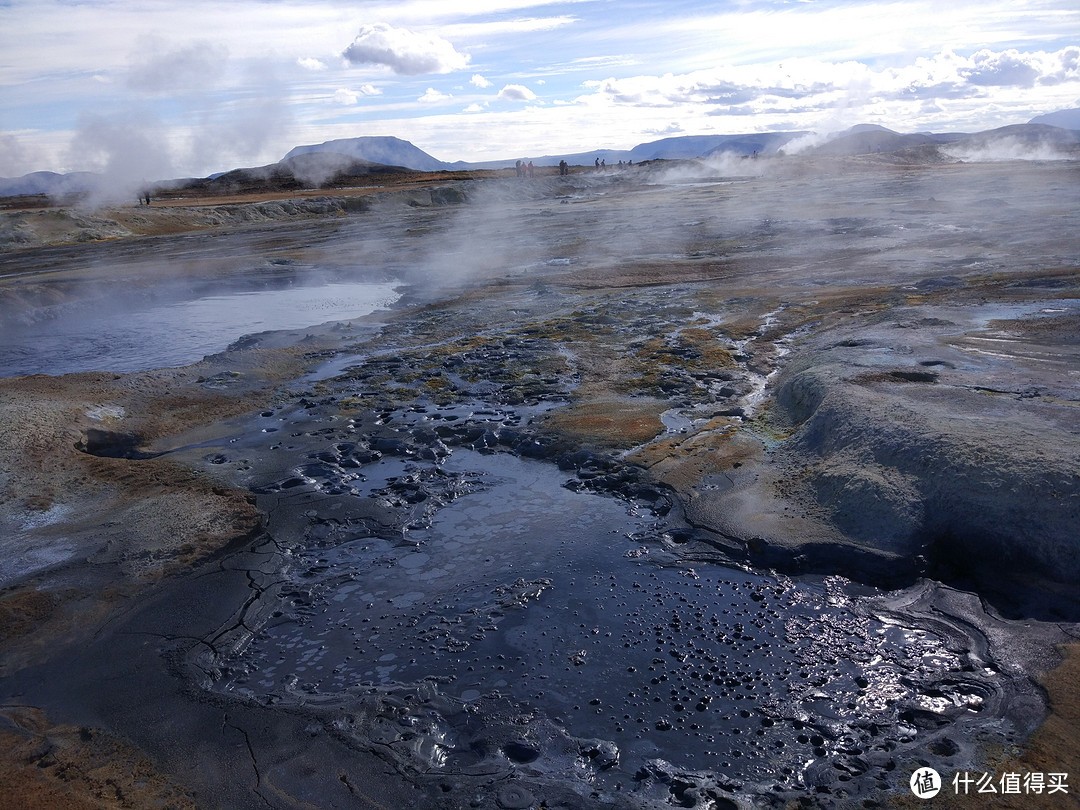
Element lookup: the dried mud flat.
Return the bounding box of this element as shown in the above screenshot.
[1,157,1078,810]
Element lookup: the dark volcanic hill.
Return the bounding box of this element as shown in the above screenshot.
[803,125,963,156]
[630,131,807,161]
[951,123,1080,149]
[180,152,412,195]
[702,131,807,158]
[283,136,451,172]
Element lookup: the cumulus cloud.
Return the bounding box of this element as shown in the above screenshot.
[333,84,381,105]
[961,49,1042,87]
[1041,47,1080,85]
[645,122,685,136]
[342,23,469,75]
[574,47,1080,120]
[960,47,1080,88]
[126,40,228,94]
[419,87,452,103]
[498,84,537,102]
[464,102,486,112]
[471,74,492,88]
[579,60,865,110]
[298,57,328,71]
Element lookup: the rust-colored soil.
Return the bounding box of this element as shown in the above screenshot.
[891,643,1080,809]
[0,707,195,810]
[540,397,667,449]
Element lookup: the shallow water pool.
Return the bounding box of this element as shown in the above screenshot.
[0,275,400,377]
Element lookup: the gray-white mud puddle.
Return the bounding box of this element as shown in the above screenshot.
[187,392,1030,807]
[0,274,399,377]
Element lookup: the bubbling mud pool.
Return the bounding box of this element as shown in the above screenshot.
[186,391,1028,807]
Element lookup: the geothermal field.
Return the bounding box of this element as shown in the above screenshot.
[0,155,1078,809]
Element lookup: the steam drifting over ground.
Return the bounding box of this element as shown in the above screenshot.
[0,154,1078,809]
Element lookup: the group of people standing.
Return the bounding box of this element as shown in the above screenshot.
[513,156,627,177]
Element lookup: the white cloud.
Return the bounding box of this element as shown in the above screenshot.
[960,47,1080,88]
[333,88,358,105]
[464,102,486,112]
[419,87,452,102]
[573,47,1080,117]
[471,73,493,88]
[439,15,578,38]
[498,84,536,101]
[342,23,469,75]
[359,83,382,96]
[298,57,328,71]
[645,122,684,136]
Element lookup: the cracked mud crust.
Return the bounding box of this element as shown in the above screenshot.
[0,158,1078,809]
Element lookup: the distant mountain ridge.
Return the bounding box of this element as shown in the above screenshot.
[2,107,1078,198]
[1029,107,1080,130]
[283,131,813,171]
[277,111,1080,170]
[0,170,103,198]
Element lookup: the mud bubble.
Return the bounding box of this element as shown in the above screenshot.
[186,387,1033,809]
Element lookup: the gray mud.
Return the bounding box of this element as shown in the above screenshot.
[178,390,1050,808]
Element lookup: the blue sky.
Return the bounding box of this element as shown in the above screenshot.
[1,0,1078,178]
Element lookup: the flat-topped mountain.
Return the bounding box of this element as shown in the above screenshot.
[283,136,451,172]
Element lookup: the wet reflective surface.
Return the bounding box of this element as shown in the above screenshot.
[3,162,1074,809]
[187,380,1027,805]
[0,271,399,377]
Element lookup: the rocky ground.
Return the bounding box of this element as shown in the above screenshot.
[0,156,1078,809]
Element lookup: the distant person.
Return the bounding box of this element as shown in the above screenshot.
[527,161,535,178]
[601,159,606,170]
[559,160,568,176]
[515,160,523,178]
[595,157,600,169]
